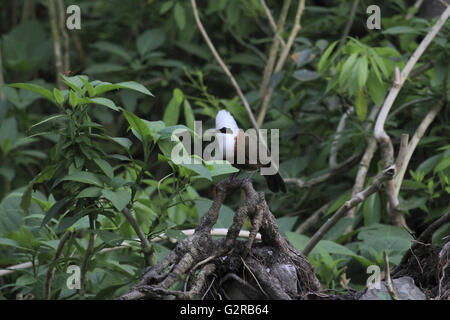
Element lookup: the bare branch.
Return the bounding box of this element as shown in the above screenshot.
[406,0,424,20]
[260,0,287,48]
[295,202,332,234]
[122,207,155,266]
[48,0,64,89]
[393,101,444,197]
[257,0,306,126]
[337,0,360,51]
[258,0,291,123]
[302,165,396,256]
[190,0,260,132]
[345,105,381,229]
[374,5,450,226]
[329,106,354,170]
[383,251,400,300]
[285,153,360,189]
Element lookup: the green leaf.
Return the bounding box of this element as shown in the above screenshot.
[339,53,358,87]
[60,75,85,93]
[318,40,339,73]
[122,110,152,152]
[434,155,450,173]
[20,185,33,211]
[327,190,352,215]
[94,81,153,96]
[136,28,165,57]
[355,89,368,122]
[367,72,386,106]
[83,97,119,111]
[102,189,131,212]
[183,99,195,131]
[41,198,70,227]
[160,1,174,14]
[53,88,65,106]
[91,41,133,62]
[163,88,184,126]
[93,158,114,179]
[174,2,186,30]
[8,83,56,104]
[293,69,320,82]
[84,63,127,74]
[69,90,79,108]
[179,161,212,181]
[30,114,66,130]
[363,192,381,226]
[80,77,95,97]
[357,55,369,89]
[0,238,21,248]
[383,26,419,35]
[77,186,102,198]
[56,171,103,187]
[111,137,133,151]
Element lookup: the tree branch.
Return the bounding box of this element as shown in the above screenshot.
[374,5,450,226]
[393,101,444,197]
[258,0,291,126]
[190,0,260,132]
[122,207,155,266]
[257,0,306,126]
[302,165,397,256]
[329,106,354,170]
[383,251,400,300]
[48,0,64,89]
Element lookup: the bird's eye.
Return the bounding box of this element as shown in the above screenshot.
[219,127,229,134]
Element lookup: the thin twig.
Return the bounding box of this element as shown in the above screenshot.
[393,101,444,197]
[406,0,424,20]
[337,0,360,51]
[383,251,400,300]
[79,216,96,300]
[329,106,354,169]
[260,0,287,48]
[258,0,291,119]
[190,0,260,132]
[56,0,70,71]
[44,230,73,300]
[295,201,332,234]
[48,0,64,89]
[345,105,381,228]
[257,0,306,126]
[122,207,155,266]
[285,153,360,189]
[302,165,397,256]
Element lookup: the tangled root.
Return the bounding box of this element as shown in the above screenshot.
[118,177,321,300]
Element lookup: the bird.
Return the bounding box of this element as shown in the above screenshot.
[215,110,286,193]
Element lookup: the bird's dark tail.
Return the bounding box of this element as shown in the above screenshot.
[264,172,286,193]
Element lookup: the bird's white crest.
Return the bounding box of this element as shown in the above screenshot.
[216,110,239,130]
[215,110,239,161]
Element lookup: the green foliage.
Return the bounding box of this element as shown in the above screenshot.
[0,0,448,299]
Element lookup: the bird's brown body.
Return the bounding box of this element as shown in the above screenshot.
[229,129,286,193]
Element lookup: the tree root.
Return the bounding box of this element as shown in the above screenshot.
[117,177,321,300]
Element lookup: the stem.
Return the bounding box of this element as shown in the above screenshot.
[44,230,73,300]
[302,165,397,256]
[79,215,96,299]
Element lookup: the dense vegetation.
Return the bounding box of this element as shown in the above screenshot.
[0,0,448,300]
